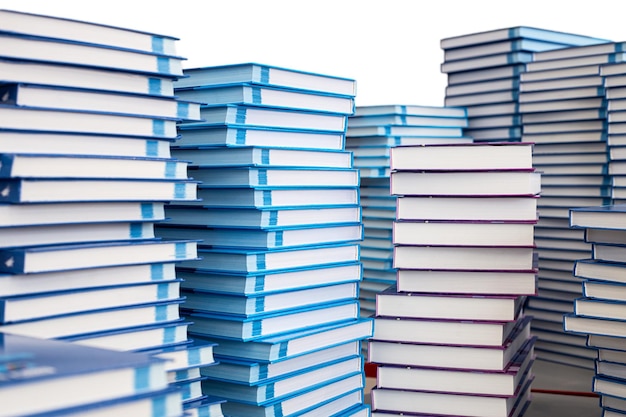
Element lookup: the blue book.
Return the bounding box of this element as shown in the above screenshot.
[189,166,359,188]
[445,90,518,108]
[0,262,177,298]
[181,282,358,317]
[346,124,464,138]
[187,300,360,341]
[0,299,184,340]
[570,204,626,230]
[175,124,345,150]
[441,52,535,74]
[143,338,218,372]
[178,262,361,296]
[0,33,184,77]
[175,375,207,404]
[201,340,360,385]
[183,396,225,417]
[203,318,373,362]
[181,104,348,133]
[0,280,181,324]
[163,205,361,228]
[347,113,468,128]
[354,104,466,118]
[0,331,174,416]
[527,52,626,73]
[155,223,362,249]
[170,146,354,168]
[219,374,364,417]
[201,355,362,405]
[443,38,579,62]
[0,177,198,203]
[174,62,357,96]
[0,83,202,121]
[0,9,180,56]
[175,83,355,115]
[0,239,198,274]
[179,243,359,274]
[344,135,473,147]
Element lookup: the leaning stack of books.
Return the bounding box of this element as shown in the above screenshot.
[0,9,220,416]
[369,142,539,417]
[159,63,374,416]
[441,27,609,143]
[601,61,626,204]
[345,104,471,319]
[566,205,626,415]
[519,43,623,369]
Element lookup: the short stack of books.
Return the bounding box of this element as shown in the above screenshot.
[519,43,621,369]
[0,9,219,416]
[369,142,539,417]
[0,331,185,417]
[345,104,471,319]
[566,205,626,415]
[441,26,609,143]
[158,62,374,416]
[602,61,626,204]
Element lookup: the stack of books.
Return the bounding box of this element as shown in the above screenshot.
[519,43,623,369]
[440,27,609,143]
[0,331,185,416]
[566,205,626,415]
[345,104,471,319]
[0,9,220,416]
[369,142,539,417]
[602,61,626,203]
[159,62,374,416]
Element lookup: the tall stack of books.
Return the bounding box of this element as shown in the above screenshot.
[345,104,471,319]
[158,63,375,416]
[0,9,219,416]
[441,27,609,143]
[369,142,539,417]
[566,205,626,415]
[519,43,625,369]
[602,61,626,204]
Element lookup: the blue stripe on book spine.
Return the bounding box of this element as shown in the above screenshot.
[252,320,262,337]
[236,129,246,145]
[263,190,272,206]
[269,211,278,226]
[254,276,265,292]
[259,169,268,186]
[177,102,189,119]
[151,36,164,54]
[257,254,266,271]
[174,183,186,199]
[236,108,247,124]
[157,283,169,299]
[141,203,155,219]
[165,161,176,178]
[130,223,144,238]
[255,297,264,313]
[252,87,262,104]
[260,67,270,84]
[146,140,159,157]
[153,396,166,416]
[148,79,162,96]
[261,149,270,165]
[175,243,187,259]
[157,57,170,74]
[135,366,151,390]
[153,120,165,136]
[151,264,164,280]
[164,326,176,344]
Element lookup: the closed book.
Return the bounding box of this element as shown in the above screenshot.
[144,338,217,372]
[347,125,464,137]
[570,205,626,230]
[575,298,626,320]
[353,104,466,118]
[183,396,225,417]
[347,113,467,128]
[564,313,626,338]
[343,135,473,148]
[575,259,626,283]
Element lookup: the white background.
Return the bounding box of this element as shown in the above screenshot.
[2,0,625,106]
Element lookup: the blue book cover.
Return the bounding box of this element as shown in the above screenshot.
[175,62,357,96]
[348,113,468,128]
[0,331,173,416]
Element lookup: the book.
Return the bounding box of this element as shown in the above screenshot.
[0,33,184,77]
[593,244,626,263]
[446,78,520,97]
[392,221,535,246]
[142,339,217,372]
[164,205,361,228]
[0,299,183,340]
[187,300,359,341]
[519,75,604,93]
[519,87,605,104]
[519,97,604,113]
[0,105,179,138]
[440,26,608,50]
[390,171,541,196]
[191,187,359,208]
[0,331,179,416]
[523,108,606,124]
[520,64,601,82]
[346,125,464,137]
[155,223,362,249]
[373,315,521,346]
[0,57,176,97]
[396,269,537,295]
[575,298,626,320]
[0,9,179,55]
[393,245,536,271]
[465,102,520,118]
[586,228,626,245]
[181,243,359,274]
[0,82,201,120]
[189,167,358,188]
[447,65,526,85]
[0,239,198,274]
[440,52,534,73]
[0,130,173,159]
[388,142,532,171]
[0,178,198,203]
[343,135,473,147]
[564,313,626,338]
[534,42,626,62]
[174,83,355,115]
[181,282,358,316]
[376,288,525,321]
[444,91,518,107]
[375,337,534,396]
[175,125,345,150]
[570,205,626,230]
[201,355,362,405]
[369,317,532,371]
[0,280,180,324]
[396,196,538,222]
[170,147,353,168]
[0,262,177,298]
[174,63,357,96]
[526,53,626,72]
[347,114,467,128]
[0,201,165,228]
[443,38,569,61]
[0,153,189,180]
[178,262,361,296]
[201,340,360,384]
[183,396,225,417]
[594,375,626,399]
[353,104,466,118]
[182,104,348,132]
